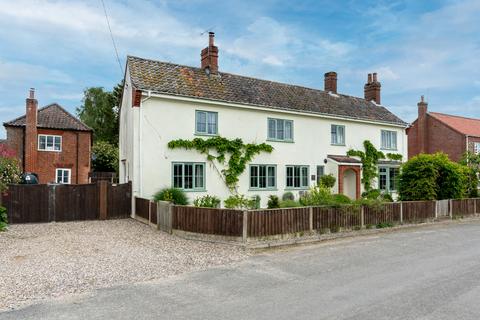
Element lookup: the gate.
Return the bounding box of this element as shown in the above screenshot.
[436,199,449,217]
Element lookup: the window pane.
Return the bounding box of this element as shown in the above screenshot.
[294,167,300,188]
[301,167,308,187]
[250,166,258,188]
[54,137,61,151]
[268,119,276,139]
[207,112,217,134]
[39,136,46,150]
[258,165,267,188]
[184,164,193,189]
[46,136,54,148]
[378,166,387,190]
[391,132,397,149]
[195,164,204,189]
[276,119,284,140]
[63,171,69,183]
[338,126,344,144]
[285,121,293,140]
[286,167,293,187]
[389,167,399,191]
[316,166,324,184]
[196,111,207,133]
[173,164,183,188]
[267,166,275,188]
[331,125,337,144]
[56,170,62,183]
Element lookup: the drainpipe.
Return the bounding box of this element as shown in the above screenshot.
[138,91,152,196]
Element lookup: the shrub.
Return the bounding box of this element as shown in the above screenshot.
[224,194,257,210]
[331,194,352,204]
[92,141,119,173]
[0,206,7,231]
[282,192,295,201]
[299,185,333,206]
[193,195,220,208]
[279,200,302,208]
[398,153,467,201]
[319,174,336,188]
[251,195,261,209]
[267,195,280,209]
[0,156,21,192]
[153,188,189,205]
[376,222,394,229]
[362,189,393,202]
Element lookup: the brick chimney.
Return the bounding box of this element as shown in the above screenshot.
[417,95,428,154]
[364,73,381,104]
[201,32,219,74]
[25,88,38,173]
[324,72,337,93]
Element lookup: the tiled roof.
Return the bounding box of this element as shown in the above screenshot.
[328,155,362,164]
[127,56,407,126]
[3,103,91,132]
[429,112,480,137]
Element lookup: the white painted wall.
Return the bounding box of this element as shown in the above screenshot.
[121,92,407,207]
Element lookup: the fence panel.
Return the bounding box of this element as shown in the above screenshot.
[1,184,50,223]
[247,208,310,237]
[312,206,361,231]
[451,199,476,216]
[172,206,243,236]
[135,197,150,220]
[150,201,157,224]
[107,182,131,219]
[54,184,99,221]
[402,201,436,222]
[364,203,402,226]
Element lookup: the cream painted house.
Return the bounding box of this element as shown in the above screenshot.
[119,33,407,207]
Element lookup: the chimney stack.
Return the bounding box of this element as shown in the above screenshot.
[324,72,337,93]
[364,72,381,104]
[25,88,38,173]
[201,32,219,74]
[417,95,428,154]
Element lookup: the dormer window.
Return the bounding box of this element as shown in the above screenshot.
[38,134,62,152]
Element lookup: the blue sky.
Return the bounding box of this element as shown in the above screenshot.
[1,0,479,138]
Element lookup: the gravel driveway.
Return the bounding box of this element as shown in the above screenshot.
[0,219,250,311]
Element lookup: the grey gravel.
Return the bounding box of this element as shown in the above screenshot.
[0,219,250,311]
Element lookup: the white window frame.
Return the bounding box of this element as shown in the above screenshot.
[378,166,399,192]
[56,168,71,184]
[195,110,218,135]
[249,164,277,190]
[381,130,397,150]
[268,118,294,142]
[474,142,480,154]
[316,165,325,185]
[331,124,345,145]
[38,134,62,152]
[286,165,310,189]
[172,162,206,191]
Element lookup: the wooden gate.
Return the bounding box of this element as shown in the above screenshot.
[436,200,449,217]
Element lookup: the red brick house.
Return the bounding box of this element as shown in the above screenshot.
[3,89,92,184]
[407,96,480,161]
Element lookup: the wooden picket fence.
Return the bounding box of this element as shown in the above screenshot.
[147,198,480,241]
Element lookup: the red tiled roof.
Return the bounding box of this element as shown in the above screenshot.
[429,112,480,137]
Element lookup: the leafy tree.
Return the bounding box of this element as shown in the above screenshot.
[0,156,21,192]
[460,152,480,197]
[76,82,123,145]
[398,153,467,201]
[91,141,119,172]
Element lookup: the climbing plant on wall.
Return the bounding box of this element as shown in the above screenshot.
[168,137,273,191]
[347,140,402,191]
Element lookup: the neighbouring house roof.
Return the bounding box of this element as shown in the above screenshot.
[327,155,362,164]
[429,112,480,137]
[127,56,407,126]
[3,103,92,132]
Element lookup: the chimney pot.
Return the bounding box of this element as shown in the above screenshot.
[364,73,381,104]
[29,88,35,99]
[372,73,377,82]
[209,32,215,46]
[324,71,338,93]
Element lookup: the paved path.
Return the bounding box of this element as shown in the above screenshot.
[3,221,480,320]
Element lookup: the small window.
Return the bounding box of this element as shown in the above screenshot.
[56,168,71,184]
[331,125,345,145]
[316,165,325,185]
[474,142,480,154]
[195,111,218,135]
[250,165,276,189]
[172,162,205,191]
[38,135,62,151]
[378,166,399,191]
[286,165,309,189]
[268,118,293,141]
[381,130,397,150]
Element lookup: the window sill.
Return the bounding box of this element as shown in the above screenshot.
[266,139,294,143]
[38,149,62,152]
[248,188,278,192]
[177,189,207,192]
[194,133,218,137]
[380,148,398,151]
[330,143,346,146]
[285,187,310,191]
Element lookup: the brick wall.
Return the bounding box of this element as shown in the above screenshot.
[408,114,466,161]
[5,127,24,167]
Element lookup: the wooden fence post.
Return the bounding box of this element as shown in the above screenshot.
[309,207,313,232]
[98,180,108,220]
[360,205,365,228]
[474,199,477,215]
[157,201,172,233]
[449,199,453,219]
[242,211,248,242]
[400,202,403,224]
[434,200,438,219]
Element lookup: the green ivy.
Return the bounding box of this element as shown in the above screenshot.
[168,137,273,190]
[347,140,402,191]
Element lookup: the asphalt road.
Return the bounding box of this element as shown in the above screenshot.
[3,220,480,320]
